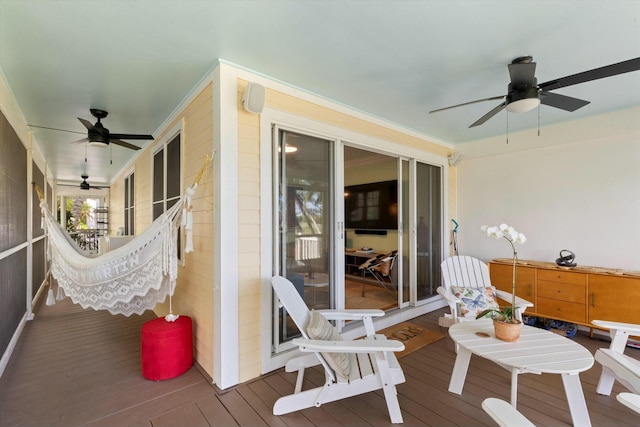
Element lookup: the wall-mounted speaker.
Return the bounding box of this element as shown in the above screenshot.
[242,82,265,114]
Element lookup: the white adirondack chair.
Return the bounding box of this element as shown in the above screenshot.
[438,256,533,326]
[482,398,536,427]
[592,320,640,395]
[271,276,406,423]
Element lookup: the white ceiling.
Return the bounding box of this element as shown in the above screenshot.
[1,1,639,189]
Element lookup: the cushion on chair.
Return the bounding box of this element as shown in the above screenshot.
[306,309,350,379]
[451,286,500,319]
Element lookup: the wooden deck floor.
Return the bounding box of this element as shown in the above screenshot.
[1,296,638,427]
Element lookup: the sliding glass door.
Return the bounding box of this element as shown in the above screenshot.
[271,126,444,352]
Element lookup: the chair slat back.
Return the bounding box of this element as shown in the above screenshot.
[441,256,491,290]
[272,276,311,338]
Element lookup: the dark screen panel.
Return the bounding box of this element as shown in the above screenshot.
[166,135,181,199]
[32,239,45,297]
[153,150,163,202]
[0,249,27,356]
[153,202,164,220]
[0,112,27,252]
[47,182,52,210]
[32,163,44,238]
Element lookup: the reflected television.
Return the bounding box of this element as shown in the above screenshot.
[344,180,398,230]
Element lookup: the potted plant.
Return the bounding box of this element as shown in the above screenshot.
[476,223,527,342]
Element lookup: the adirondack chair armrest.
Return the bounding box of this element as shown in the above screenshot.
[436,286,459,304]
[317,308,385,321]
[494,290,534,308]
[482,398,536,427]
[592,320,640,336]
[592,319,640,351]
[317,309,385,336]
[617,393,640,414]
[292,337,405,353]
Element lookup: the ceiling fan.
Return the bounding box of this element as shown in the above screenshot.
[30,109,153,150]
[58,175,108,191]
[72,109,153,150]
[429,56,640,128]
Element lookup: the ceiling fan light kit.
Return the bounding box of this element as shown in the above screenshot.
[505,86,540,113]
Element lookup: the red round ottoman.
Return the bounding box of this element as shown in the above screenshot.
[141,316,193,380]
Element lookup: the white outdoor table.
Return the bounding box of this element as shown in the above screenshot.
[448,319,594,427]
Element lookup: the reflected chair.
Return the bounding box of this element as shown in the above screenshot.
[271,276,406,423]
[359,250,398,297]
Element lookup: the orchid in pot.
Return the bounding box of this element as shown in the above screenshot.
[477,223,527,340]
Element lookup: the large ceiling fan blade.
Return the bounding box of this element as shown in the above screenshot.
[110,139,141,150]
[109,133,154,140]
[540,92,590,112]
[508,60,536,87]
[27,124,86,135]
[538,57,640,91]
[429,95,505,114]
[469,102,507,128]
[78,117,95,130]
[71,137,89,144]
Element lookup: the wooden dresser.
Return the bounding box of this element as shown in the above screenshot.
[488,259,640,328]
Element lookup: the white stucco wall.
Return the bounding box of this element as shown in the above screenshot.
[454,108,640,271]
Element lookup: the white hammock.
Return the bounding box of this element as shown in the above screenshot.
[40,186,197,317]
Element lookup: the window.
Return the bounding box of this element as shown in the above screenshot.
[152,133,182,258]
[152,134,181,220]
[124,172,135,235]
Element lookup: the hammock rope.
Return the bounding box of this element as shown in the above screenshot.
[35,152,213,317]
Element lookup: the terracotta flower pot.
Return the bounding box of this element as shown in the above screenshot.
[493,318,522,342]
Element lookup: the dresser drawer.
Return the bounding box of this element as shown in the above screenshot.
[537,269,586,285]
[537,280,586,304]
[536,297,586,323]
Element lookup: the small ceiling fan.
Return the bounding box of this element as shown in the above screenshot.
[73,109,153,150]
[429,56,640,128]
[58,175,108,191]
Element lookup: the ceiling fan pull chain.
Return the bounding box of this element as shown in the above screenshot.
[506,111,509,144]
[538,104,541,136]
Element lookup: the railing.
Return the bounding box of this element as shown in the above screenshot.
[68,229,106,253]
